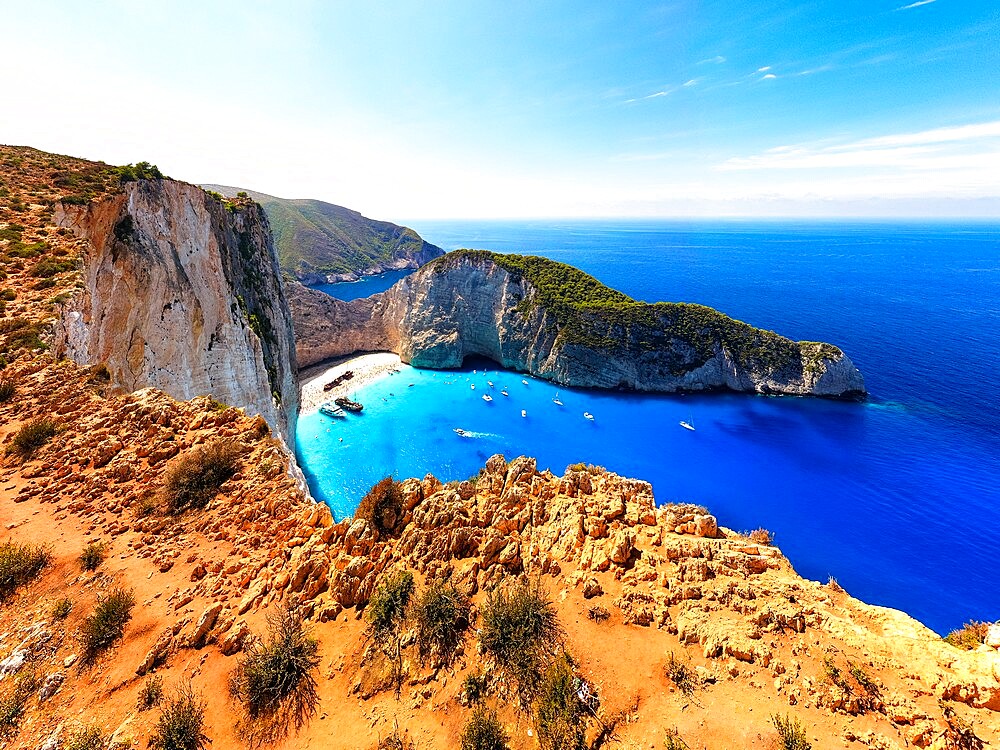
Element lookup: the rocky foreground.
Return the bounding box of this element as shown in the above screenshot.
[287,251,866,399]
[1,360,998,749]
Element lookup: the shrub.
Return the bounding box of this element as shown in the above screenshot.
[0,289,14,301]
[138,674,164,710]
[65,724,107,750]
[587,605,610,623]
[116,162,164,183]
[160,440,241,514]
[414,581,470,666]
[535,653,585,750]
[79,541,107,572]
[945,621,990,650]
[355,476,404,535]
[0,541,51,601]
[148,682,209,750]
[663,729,691,750]
[229,609,320,747]
[664,651,698,696]
[80,587,135,663]
[461,704,509,750]
[365,570,414,646]
[826,576,845,594]
[378,725,415,750]
[462,673,488,704]
[0,672,39,739]
[771,713,811,750]
[29,257,74,278]
[6,417,58,459]
[940,701,985,750]
[747,528,773,545]
[479,578,562,705]
[52,596,73,619]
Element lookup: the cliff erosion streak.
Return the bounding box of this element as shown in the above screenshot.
[288,250,865,398]
[53,180,300,441]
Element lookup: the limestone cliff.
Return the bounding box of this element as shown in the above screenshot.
[53,180,299,441]
[289,250,865,398]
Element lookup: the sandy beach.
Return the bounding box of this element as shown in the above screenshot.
[299,352,403,415]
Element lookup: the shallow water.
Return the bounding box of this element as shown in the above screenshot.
[297,220,1000,634]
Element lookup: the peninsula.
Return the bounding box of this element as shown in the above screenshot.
[288,249,866,398]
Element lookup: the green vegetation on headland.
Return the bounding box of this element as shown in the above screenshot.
[435,250,844,374]
[201,185,443,279]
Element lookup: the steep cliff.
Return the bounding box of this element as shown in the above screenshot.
[202,185,444,283]
[54,180,299,441]
[289,250,865,398]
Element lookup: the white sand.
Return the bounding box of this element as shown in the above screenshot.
[299,352,403,415]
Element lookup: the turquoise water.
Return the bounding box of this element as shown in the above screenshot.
[311,269,413,301]
[296,220,1000,634]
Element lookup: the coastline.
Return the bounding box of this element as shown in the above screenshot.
[299,352,403,415]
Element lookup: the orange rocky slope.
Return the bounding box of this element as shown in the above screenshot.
[1,145,999,749]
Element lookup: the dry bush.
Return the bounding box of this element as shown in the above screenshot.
[771,713,811,750]
[79,541,107,572]
[356,476,404,536]
[65,724,107,750]
[664,652,699,696]
[945,621,990,650]
[0,671,40,739]
[413,580,470,666]
[0,377,14,402]
[51,596,73,619]
[160,440,241,514]
[0,541,51,601]
[80,587,135,664]
[148,682,209,750]
[461,704,509,750]
[535,653,585,750]
[747,528,774,545]
[826,576,845,594]
[480,578,562,706]
[229,609,320,747]
[6,417,58,460]
[138,674,165,711]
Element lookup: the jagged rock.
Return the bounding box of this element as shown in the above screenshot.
[985,623,1000,650]
[220,621,251,656]
[137,629,174,675]
[187,603,223,648]
[38,671,65,700]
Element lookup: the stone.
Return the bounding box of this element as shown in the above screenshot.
[187,603,223,648]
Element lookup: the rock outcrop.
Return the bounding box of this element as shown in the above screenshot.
[289,250,865,398]
[53,181,299,441]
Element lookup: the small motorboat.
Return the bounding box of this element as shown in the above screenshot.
[488,381,494,388]
[501,389,509,397]
[552,392,564,406]
[679,421,695,431]
[482,394,493,402]
[471,384,476,390]
[522,379,529,385]
[584,412,594,421]
[454,428,468,436]
[521,409,527,418]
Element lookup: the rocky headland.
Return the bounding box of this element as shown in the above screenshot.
[288,250,866,399]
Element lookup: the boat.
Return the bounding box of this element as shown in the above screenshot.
[679,421,695,431]
[522,379,529,385]
[521,409,527,418]
[470,384,476,390]
[553,392,564,406]
[482,394,493,402]
[501,389,509,397]
[334,396,364,412]
[322,369,355,391]
[488,381,494,388]
[454,428,468,436]
[319,403,346,418]
[584,412,594,421]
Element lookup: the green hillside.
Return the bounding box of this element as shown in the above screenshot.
[203,185,443,280]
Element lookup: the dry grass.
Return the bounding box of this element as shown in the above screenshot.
[945,621,990,651]
[80,587,135,664]
[160,440,241,514]
[0,541,51,601]
[5,417,58,460]
[356,476,404,536]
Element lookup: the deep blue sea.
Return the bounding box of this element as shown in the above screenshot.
[296,220,1000,635]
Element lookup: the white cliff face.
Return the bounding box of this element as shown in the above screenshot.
[54,180,299,442]
[288,253,866,399]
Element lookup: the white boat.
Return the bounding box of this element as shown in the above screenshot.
[501,389,509,397]
[488,381,494,388]
[679,421,696,431]
[522,379,529,385]
[584,412,594,421]
[471,384,476,390]
[521,409,527,418]
[319,403,346,418]
[553,392,564,406]
[454,428,468,436]
[482,394,493,402]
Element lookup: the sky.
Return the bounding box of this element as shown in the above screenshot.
[1,0,998,219]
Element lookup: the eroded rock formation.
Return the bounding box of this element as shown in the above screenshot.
[53,181,299,441]
[288,251,865,398]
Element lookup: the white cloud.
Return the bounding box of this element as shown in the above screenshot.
[757,66,772,72]
[897,0,937,10]
[697,55,726,65]
[682,78,701,87]
[761,73,777,80]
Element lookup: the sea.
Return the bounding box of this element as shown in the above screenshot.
[295,220,1000,635]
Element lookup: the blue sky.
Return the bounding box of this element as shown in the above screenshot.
[1,0,998,218]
